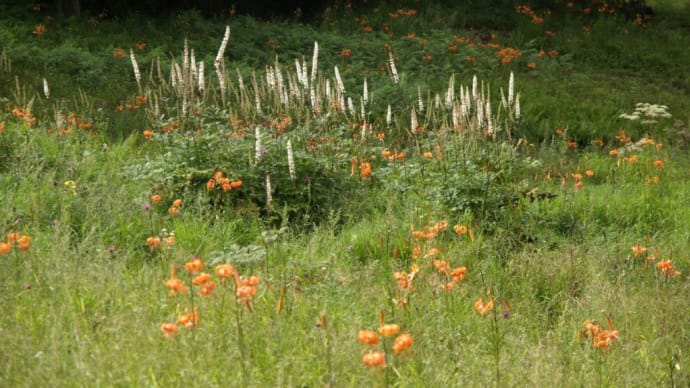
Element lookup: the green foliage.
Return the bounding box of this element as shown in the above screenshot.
[123,114,365,228]
[1,1,690,387]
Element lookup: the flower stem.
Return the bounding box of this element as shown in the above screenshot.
[234,294,249,385]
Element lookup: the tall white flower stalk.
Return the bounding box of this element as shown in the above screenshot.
[265,175,273,208]
[43,78,49,99]
[215,26,230,96]
[197,62,205,94]
[253,72,262,113]
[190,49,197,87]
[360,96,366,123]
[386,104,392,127]
[515,92,521,119]
[445,74,454,108]
[472,75,478,99]
[254,127,263,163]
[287,139,296,181]
[476,100,484,129]
[182,39,190,82]
[461,86,470,117]
[508,71,514,106]
[130,49,141,90]
[310,42,319,85]
[411,107,418,132]
[334,66,345,94]
[418,85,424,112]
[363,78,368,105]
[295,59,305,87]
[170,64,178,88]
[297,58,308,88]
[388,50,399,84]
[485,100,493,134]
[309,42,319,113]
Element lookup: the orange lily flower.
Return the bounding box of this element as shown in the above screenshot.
[378,323,401,337]
[392,333,414,354]
[362,351,386,366]
[474,297,494,316]
[358,330,379,345]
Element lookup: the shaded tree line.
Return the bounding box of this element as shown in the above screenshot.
[38,0,332,19]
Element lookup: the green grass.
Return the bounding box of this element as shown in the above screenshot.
[1,1,690,386]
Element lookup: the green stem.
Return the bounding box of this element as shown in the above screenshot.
[234,295,248,385]
[492,311,500,388]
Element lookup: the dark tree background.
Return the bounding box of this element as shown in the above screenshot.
[6,1,652,21]
[33,0,333,19]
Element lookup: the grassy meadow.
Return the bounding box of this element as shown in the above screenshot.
[1,1,689,386]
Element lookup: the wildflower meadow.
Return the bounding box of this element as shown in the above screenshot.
[1,1,689,386]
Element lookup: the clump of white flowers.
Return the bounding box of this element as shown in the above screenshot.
[619,103,672,124]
